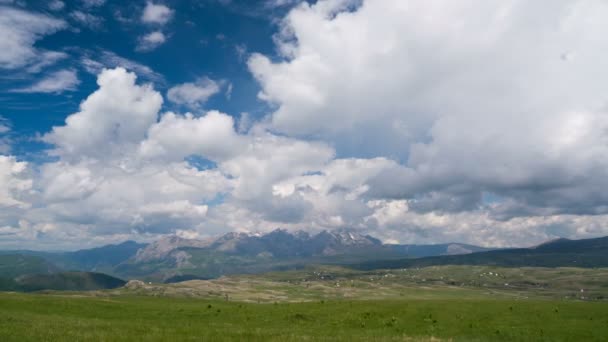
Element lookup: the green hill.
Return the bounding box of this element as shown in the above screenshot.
[0,255,125,292]
[15,272,126,292]
[0,254,59,279]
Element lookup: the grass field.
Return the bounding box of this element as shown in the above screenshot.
[1,266,607,341]
[0,292,607,341]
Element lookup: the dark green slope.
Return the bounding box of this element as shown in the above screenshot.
[15,272,126,292]
[0,254,61,291]
[0,254,59,279]
[0,241,147,274]
[354,236,608,270]
[0,254,126,292]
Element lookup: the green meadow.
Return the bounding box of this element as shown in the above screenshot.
[0,292,607,341]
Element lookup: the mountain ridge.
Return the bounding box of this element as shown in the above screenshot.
[110,228,496,281]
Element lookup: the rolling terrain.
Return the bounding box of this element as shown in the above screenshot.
[354,236,608,270]
[113,265,608,302]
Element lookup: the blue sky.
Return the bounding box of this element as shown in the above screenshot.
[2,0,608,250]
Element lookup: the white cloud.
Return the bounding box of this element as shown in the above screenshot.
[25,51,68,73]
[43,67,162,159]
[140,111,245,162]
[48,1,65,11]
[136,31,167,52]
[82,0,105,7]
[167,77,220,107]
[0,156,32,209]
[80,50,164,83]
[0,7,66,70]
[364,200,608,247]
[70,10,104,30]
[264,0,301,9]
[141,2,173,25]
[12,69,79,93]
[220,132,334,201]
[37,160,229,232]
[0,117,10,154]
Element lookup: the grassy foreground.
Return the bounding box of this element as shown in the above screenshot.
[1,292,607,341]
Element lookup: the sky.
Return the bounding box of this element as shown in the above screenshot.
[2,0,608,250]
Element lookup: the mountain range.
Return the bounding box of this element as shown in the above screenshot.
[113,228,495,281]
[0,229,492,283]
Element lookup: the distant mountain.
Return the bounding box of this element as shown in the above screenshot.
[66,241,147,268]
[113,229,493,281]
[113,229,387,281]
[354,236,608,270]
[56,240,148,271]
[128,228,386,264]
[134,236,211,263]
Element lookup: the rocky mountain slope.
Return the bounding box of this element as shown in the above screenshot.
[112,229,493,281]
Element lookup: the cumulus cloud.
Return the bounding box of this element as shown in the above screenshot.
[136,31,167,52]
[31,68,231,243]
[140,111,245,162]
[220,132,334,201]
[43,68,162,159]
[249,0,608,219]
[12,69,79,94]
[0,7,66,70]
[167,77,221,108]
[10,67,339,246]
[141,2,173,25]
